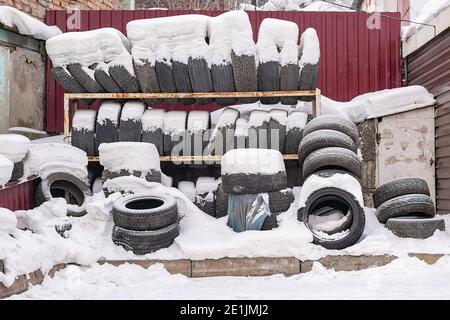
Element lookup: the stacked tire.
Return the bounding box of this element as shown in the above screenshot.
[112,193,180,255]
[373,177,445,239]
[0,134,30,183]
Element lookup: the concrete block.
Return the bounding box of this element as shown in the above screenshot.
[192,257,301,277]
[301,255,397,273]
[101,260,192,277]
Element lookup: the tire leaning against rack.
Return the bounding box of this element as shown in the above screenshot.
[268,189,295,213]
[172,61,195,105]
[258,61,280,105]
[9,161,24,182]
[231,51,258,104]
[109,64,141,93]
[51,67,94,105]
[188,57,214,105]
[94,64,123,93]
[67,63,106,93]
[155,60,179,105]
[71,109,97,156]
[211,63,237,107]
[280,63,299,106]
[133,59,162,106]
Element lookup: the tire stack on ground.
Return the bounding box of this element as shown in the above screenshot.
[112,193,180,255]
[373,177,445,239]
[298,115,362,182]
[0,134,30,183]
[221,149,295,231]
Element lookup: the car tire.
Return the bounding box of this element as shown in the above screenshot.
[133,59,162,106]
[231,51,258,104]
[222,171,288,195]
[51,67,94,105]
[280,63,299,105]
[9,161,24,182]
[94,66,123,93]
[211,63,237,107]
[109,65,141,93]
[268,189,295,213]
[373,177,431,208]
[67,63,106,93]
[71,109,97,156]
[386,217,445,239]
[258,61,280,105]
[215,184,229,218]
[375,194,436,224]
[155,61,178,105]
[302,115,360,144]
[172,61,195,105]
[188,58,214,105]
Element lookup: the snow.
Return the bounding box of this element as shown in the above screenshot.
[142,109,166,132]
[0,6,61,41]
[97,101,122,125]
[0,134,30,163]
[46,28,130,67]
[23,143,88,182]
[8,127,47,136]
[196,177,220,195]
[31,135,64,145]
[287,111,308,130]
[248,110,271,128]
[178,181,196,202]
[234,118,250,137]
[120,102,145,121]
[99,142,161,173]
[280,40,300,66]
[302,0,352,11]
[163,111,187,134]
[72,110,97,131]
[187,111,210,133]
[214,108,240,129]
[221,149,286,175]
[161,173,173,188]
[299,28,320,66]
[269,109,288,125]
[0,208,17,234]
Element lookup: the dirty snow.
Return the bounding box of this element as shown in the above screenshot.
[222,149,286,175]
[0,134,30,163]
[0,6,61,40]
[72,110,97,131]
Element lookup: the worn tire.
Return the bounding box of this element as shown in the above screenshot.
[268,189,294,213]
[172,61,195,105]
[95,104,121,155]
[280,63,299,105]
[211,63,237,106]
[375,194,436,224]
[188,58,214,105]
[373,177,431,208]
[142,128,164,156]
[36,173,92,217]
[133,59,162,106]
[258,61,280,105]
[303,115,360,144]
[299,62,320,102]
[231,52,258,104]
[109,65,141,93]
[215,184,229,218]
[268,118,287,153]
[119,119,142,142]
[102,169,161,185]
[10,161,24,181]
[300,187,365,250]
[71,109,97,156]
[386,217,445,239]
[67,63,106,93]
[112,223,180,255]
[51,67,93,105]
[285,128,303,154]
[113,193,178,231]
[155,61,178,105]
[222,172,287,195]
[298,130,357,168]
[302,147,362,180]
[94,66,123,93]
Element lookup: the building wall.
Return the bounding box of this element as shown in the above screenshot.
[135,0,239,10]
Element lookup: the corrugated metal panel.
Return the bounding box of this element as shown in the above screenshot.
[45,10,402,133]
[0,177,39,211]
[407,28,450,214]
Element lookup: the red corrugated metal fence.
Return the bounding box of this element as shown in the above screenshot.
[45,10,402,133]
[0,178,40,211]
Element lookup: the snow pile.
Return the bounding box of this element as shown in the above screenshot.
[142,109,166,132]
[299,28,320,66]
[97,101,122,125]
[240,0,353,12]
[0,208,17,234]
[187,111,210,133]
[178,181,196,202]
[163,111,187,135]
[120,102,145,121]
[222,149,286,175]
[270,109,289,125]
[0,134,30,163]
[0,6,61,40]
[72,110,97,131]
[46,28,130,67]
[234,118,250,137]
[248,110,271,128]
[23,143,89,182]
[99,142,161,173]
[302,0,353,11]
[196,177,220,195]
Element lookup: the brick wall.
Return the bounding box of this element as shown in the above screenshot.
[0,0,121,21]
[135,0,243,10]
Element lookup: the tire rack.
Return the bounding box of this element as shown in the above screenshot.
[63,89,322,162]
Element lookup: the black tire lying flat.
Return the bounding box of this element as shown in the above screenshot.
[51,67,93,105]
[94,66,123,93]
[36,172,92,217]
[300,187,365,250]
[113,193,178,231]
[215,184,229,218]
[298,129,357,168]
[222,172,288,195]
[10,161,24,182]
[172,61,195,105]
[231,52,258,104]
[258,61,280,105]
[188,58,214,105]
[375,194,436,224]
[133,59,162,106]
[268,189,294,213]
[373,177,430,208]
[302,147,362,180]
[109,65,141,93]
[303,115,360,144]
[285,128,303,154]
[280,63,299,105]
[386,217,445,239]
[112,223,180,255]
[155,61,178,105]
[211,63,237,106]
[67,63,106,93]
[299,63,320,102]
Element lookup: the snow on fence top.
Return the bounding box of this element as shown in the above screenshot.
[46,28,130,67]
[222,149,286,175]
[0,6,61,41]
[0,134,30,163]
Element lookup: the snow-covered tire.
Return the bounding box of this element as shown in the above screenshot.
[373,177,431,208]
[102,169,161,185]
[172,61,195,105]
[10,161,24,182]
[268,189,294,213]
[133,60,161,106]
[142,129,164,156]
[155,61,178,105]
[112,223,180,255]
[375,194,436,224]
[109,65,141,93]
[188,58,214,105]
[248,123,268,149]
[268,118,287,153]
[119,119,142,142]
[303,115,360,144]
[260,214,278,231]
[95,105,121,155]
[231,52,258,104]
[302,147,362,180]
[94,67,123,93]
[280,63,299,105]
[300,187,365,250]
[386,217,445,239]
[222,172,288,195]
[67,63,106,93]
[211,64,237,107]
[258,61,280,105]
[285,128,303,154]
[51,67,93,105]
[71,109,97,156]
[36,173,92,217]
[299,62,320,102]
[194,192,216,217]
[215,184,229,218]
[286,162,303,187]
[298,129,357,168]
[112,193,178,231]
